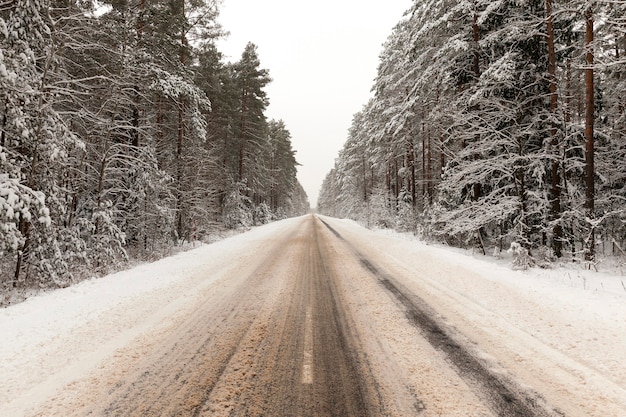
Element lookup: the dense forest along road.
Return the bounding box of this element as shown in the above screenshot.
[19,215,592,416]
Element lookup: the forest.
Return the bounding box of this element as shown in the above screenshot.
[0,0,309,296]
[319,0,626,268]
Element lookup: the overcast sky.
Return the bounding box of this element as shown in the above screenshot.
[216,1,411,207]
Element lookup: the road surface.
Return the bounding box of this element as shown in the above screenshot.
[12,215,593,416]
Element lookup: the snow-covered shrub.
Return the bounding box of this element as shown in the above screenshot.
[508,242,533,270]
[20,221,92,289]
[274,207,287,221]
[222,184,253,229]
[253,202,272,225]
[396,199,417,233]
[419,195,439,241]
[88,206,128,271]
[534,246,556,268]
[368,189,394,228]
[0,175,50,256]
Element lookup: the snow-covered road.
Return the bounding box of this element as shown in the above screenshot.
[1,215,625,416]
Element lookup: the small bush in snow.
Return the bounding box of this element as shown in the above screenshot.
[396,200,417,233]
[508,242,533,270]
[222,184,253,229]
[253,203,272,225]
[368,189,394,229]
[274,207,287,220]
[534,246,556,268]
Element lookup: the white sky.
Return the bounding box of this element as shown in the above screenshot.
[216,1,411,207]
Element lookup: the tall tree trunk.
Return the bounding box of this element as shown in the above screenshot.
[546,0,563,257]
[176,104,184,239]
[440,135,445,180]
[617,36,625,119]
[131,0,146,149]
[176,0,186,240]
[385,161,391,196]
[394,157,400,204]
[0,99,7,147]
[561,58,573,252]
[13,221,30,287]
[518,165,529,246]
[362,152,367,202]
[409,139,416,206]
[471,2,484,254]
[577,66,583,122]
[238,81,248,182]
[584,3,595,262]
[426,126,434,204]
[565,59,572,125]
[421,109,426,198]
[472,6,480,82]
[421,130,426,198]
[156,95,164,167]
[471,4,482,203]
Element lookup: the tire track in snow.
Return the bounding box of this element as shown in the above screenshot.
[319,218,563,417]
[98,243,289,417]
[33,216,383,417]
[192,215,378,416]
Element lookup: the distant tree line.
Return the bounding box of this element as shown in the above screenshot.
[0,0,309,292]
[319,0,625,267]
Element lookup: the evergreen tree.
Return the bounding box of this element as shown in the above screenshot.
[1,0,83,286]
[1,0,309,295]
[232,42,271,189]
[267,119,299,212]
[320,0,626,266]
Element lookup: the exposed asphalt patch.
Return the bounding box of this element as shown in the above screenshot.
[320,219,562,417]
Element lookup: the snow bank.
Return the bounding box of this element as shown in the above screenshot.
[0,217,303,416]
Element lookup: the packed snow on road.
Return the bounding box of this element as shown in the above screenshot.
[1,215,625,416]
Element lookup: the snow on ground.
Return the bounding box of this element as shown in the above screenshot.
[1,215,625,416]
[0,218,302,417]
[323,216,626,417]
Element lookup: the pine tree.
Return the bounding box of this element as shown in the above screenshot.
[232,42,271,187]
[267,119,298,213]
[0,0,85,286]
